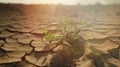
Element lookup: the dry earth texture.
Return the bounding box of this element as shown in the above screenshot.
[0,4,120,67]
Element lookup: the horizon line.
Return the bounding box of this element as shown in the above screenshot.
[0,2,120,6]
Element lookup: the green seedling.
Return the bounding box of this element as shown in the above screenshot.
[44,32,55,43]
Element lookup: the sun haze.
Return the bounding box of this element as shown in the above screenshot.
[0,0,120,5]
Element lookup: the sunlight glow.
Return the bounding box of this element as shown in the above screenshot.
[0,0,120,5]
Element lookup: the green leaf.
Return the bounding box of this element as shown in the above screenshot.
[44,33,55,43]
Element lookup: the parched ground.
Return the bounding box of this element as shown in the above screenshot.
[0,4,120,67]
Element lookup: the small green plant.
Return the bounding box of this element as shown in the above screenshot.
[55,17,90,40]
[44,32,55,43]
[45,17,89,44]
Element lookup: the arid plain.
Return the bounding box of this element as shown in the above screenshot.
[0,4,120,67]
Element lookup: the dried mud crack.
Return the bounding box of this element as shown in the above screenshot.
[0,4,120,67]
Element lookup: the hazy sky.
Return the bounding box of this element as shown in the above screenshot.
[0,0,120,5]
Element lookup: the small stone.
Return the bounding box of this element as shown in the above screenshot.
[16,45,33,52]
[11,33,27,39]
[34,46,50,52]
[2,42,33,52]
[31,40,46,47]
[0,56,21,64]
[6,38,17,43]
[0,31,14,38]
[6,51,25,58]
[25,56,37,64]
[1,47,17,51]
[17,37,32,44]
[3,42,19,47]
[31,29,46,34]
